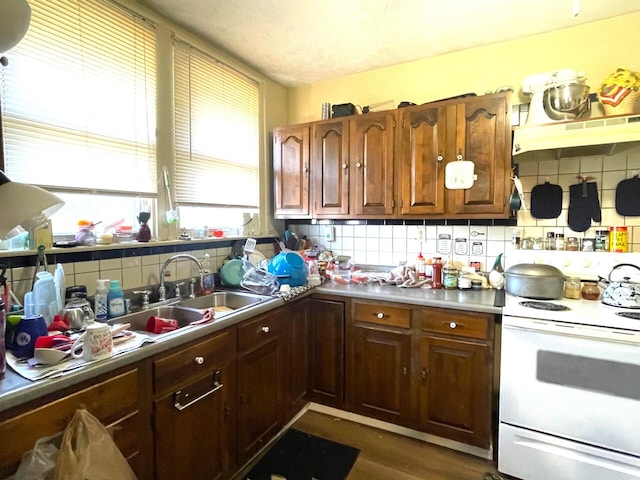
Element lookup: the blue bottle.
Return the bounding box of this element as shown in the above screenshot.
[107,279,125,319]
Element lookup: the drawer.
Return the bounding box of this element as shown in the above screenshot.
[353,301,411,329]
[0,368,139,477]
[237,310,286,354]
[419,309,491,339]
[154,329,235,394]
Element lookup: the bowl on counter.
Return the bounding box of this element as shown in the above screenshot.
[267,252,308,287]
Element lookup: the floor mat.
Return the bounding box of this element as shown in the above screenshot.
[245,428,360,480]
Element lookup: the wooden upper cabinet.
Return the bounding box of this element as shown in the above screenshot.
[450,93,511,216]
[273,124,310,218]
[399,104,446,215]
[350,111,396,217]
[312,119,350,216]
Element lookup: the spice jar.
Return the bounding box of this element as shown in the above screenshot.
[431,257,443,289]
[532,237,545,250]
[581,281,600,300]
[581,238,595,252]
[555,233,565,251]
[610,226,628,252]
[546,232,556,250]
[595,230,609,252]
[566,237,579,251]
[564,277,581,299]
[442,260,459,289]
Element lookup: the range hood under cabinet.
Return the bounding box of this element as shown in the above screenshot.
[513,114,640,159]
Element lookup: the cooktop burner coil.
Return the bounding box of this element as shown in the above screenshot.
[615,311,640,320]
[519,301,570,311]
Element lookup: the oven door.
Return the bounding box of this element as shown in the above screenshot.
[500,315,640,456]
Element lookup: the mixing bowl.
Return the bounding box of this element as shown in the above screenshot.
[267,252,308,287]
[543,83,590,120]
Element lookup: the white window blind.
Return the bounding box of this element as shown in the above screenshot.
[2,0,157,195]
[174,40,259,208]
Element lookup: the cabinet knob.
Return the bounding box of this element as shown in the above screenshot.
[194,356,205,365]
[437,155,444,162]
[449,322,457,329]
[403,367,407,376]
[421,367,427,380]
[342,163,348,169]
[261,326,270,333]
[355,162,362,168]
[303,165,309,173]
[376,312,384,319]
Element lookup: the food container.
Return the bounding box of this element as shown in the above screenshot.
[504,263,565,299]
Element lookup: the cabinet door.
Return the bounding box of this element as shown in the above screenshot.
[346,324,412,425]
[417,335,491,448]
[306,298,344,408]
[312,119,350,216]
[237,313,287,464]
[350,111,396,216]
[450,93,511,216]
[399,104,447,215]
[273,124,310,218]
[154,365,235,480]
[287,300,308,418]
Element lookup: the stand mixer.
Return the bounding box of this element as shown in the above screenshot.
[522,69,588,125]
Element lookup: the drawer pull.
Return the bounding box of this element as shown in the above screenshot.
[174,370,223,411]
[261,326,270,333]
[441,321,462,329]
[421,367,427,380]
[194,356,205,365]
[374,312,386,319]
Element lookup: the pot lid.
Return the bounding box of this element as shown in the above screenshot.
[505,263,564,277]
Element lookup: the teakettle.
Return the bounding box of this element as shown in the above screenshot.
[60,299,95,330]
[600,263,640,309]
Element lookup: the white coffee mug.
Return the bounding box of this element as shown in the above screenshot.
[72,322,113,361]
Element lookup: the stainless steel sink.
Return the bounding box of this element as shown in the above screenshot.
[178,290,270,313]
[110,305,205,334]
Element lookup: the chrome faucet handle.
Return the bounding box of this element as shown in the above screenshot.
[175,281,186,299]
[133,290,151,310]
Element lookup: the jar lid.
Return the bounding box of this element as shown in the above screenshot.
[546,232,555,238]
[555,233,565,238]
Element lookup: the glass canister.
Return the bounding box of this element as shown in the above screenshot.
[566,237,579,251]
[610,226,628,252]
[581,281,601,300]
[442,264,459,289]
[563,277,581,299]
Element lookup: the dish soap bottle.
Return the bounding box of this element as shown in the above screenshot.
[107,279,125,319]
[200,253,215,295]
[489,253,505,290]
[94,279,110,322]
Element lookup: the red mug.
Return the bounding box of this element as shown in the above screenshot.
[146,316,178,334]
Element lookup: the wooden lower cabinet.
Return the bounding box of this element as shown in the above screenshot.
[0,365,152,480]
[287,299,309,418]
[346,300,412,425]
[306,297,345,408]
[153,329,236,480]
[236,309,288,465]
[416,308,493,448]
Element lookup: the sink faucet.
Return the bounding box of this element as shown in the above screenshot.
[158,254,205,302]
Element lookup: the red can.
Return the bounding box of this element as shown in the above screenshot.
[470,261,481,272]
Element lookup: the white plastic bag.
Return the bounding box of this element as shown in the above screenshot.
[12,432,62,480]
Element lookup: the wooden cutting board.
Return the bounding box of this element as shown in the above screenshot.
[214,306,235,317]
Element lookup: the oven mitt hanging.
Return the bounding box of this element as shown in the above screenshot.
[615,176,640,216]
[530,181,563,219]
[568,181,601,232]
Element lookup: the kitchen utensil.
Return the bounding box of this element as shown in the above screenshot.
[615,175,640,216]
[601,263,640,308]
[71,322,113,361]
[522,69,587,125]
[60,299,95,330]
[146,316,178,334]
[32,271,58,325]
[34,347,70,366]
[241,267,279,295]
[163,166,179,224]
[30,245,48,290]
[504,263,565,299]
[267,251,308,287]
[11,314,48,359]
[220,258,249,288]
[543,83,590,120]
[530,180,562,219]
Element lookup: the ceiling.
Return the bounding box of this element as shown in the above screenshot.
[138,0,640,87]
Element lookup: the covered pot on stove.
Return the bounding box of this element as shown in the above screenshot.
[504,263,565,300]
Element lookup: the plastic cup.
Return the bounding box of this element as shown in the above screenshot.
[146,317,179,334]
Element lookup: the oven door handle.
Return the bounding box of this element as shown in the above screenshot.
[503,316,640,345]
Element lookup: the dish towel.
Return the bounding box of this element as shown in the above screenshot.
[567,181,601,232]
[379,265,430,288]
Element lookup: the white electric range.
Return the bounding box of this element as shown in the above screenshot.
[499,250,640,480]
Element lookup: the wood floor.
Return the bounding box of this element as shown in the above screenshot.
[235,410,501,480]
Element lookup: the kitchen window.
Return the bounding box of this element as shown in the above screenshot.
[173,39,260,217]
[1,0,157,236]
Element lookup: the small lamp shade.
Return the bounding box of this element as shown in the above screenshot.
[0,0,31,53]
[0,171,65,240]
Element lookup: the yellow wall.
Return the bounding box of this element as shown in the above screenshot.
[288,12,640,124]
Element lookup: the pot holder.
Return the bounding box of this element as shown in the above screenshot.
[568,181,601,232]
[530,181,563,219]
[615,176,640,216]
